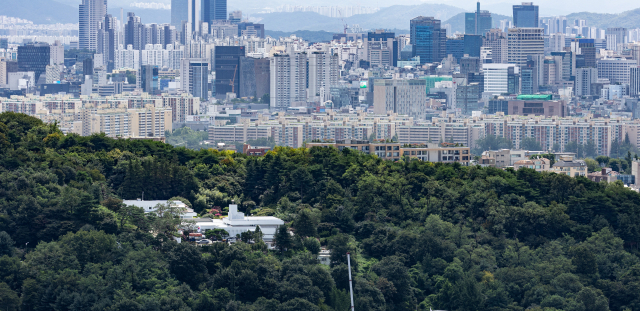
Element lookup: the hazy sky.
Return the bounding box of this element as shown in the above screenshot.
[57,0,640,16]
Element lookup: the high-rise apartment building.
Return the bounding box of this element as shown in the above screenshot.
[308,50,340,102]
[49,40,65,71]
[0,60,7,86]
[98,14,119,72]
[79,0,107,51]
[17,43,50,81]
[513,2,539,28]
[188,0,201,33]
[214,46,245,99]
[171,0,188,28]
[606,27,628,47]
[465,2,492,36]
[410,16,446,64]
[545,33,565,55]
[630,66,640,96]
[162,94,200,122]
[507,27,544,66]
[373,79,427,120]
[270,52,307,109]
[125,13,143,50]
[545,16,567,34]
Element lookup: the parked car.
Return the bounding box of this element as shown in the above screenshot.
[197,239,211,245]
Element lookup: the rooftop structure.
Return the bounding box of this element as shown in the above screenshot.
[123,199,197,219]
[192,204,284,242]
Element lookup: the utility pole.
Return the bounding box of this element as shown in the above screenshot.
[347,252,355,311]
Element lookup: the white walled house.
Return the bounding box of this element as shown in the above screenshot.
[192,204,284,242]
[122,199,197,219]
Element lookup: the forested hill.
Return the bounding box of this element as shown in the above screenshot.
[1,111,640,310]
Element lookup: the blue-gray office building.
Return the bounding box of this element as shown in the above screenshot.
[171,0,188,28]
[465,2,492,36]
[446,38,464,60]
[513,2,539,28]
[202,0,227,25]
[410,16,446,64]
[463,35,482,58]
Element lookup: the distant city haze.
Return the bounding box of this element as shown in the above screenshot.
[53,0,640,15]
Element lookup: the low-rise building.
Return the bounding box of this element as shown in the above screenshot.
[243,144,272,156]
[123,199,197,219]
[307,139,402,161]
[483,149,546,168]
[550,155,587,177]
[587,168,620,183]
[192,203,284,243]
[401,142,471,164]
[306,140,471,164]
[513,157,551,172]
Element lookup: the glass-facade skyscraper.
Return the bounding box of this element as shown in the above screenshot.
[17,43,50,80]
[513,2,539,28]
[79,0,107,51]
[463,35,482,58]
[214,46,245,99]
[410,16,445,64]
[171,0,188,28]
[446,38,464,60]
[465,2,492,36]
[202,0,227,25]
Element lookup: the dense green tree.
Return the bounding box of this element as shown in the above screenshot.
[0,282,19,311]
[302,237,321,254]
[275,225,292,253]
[0,232,14,257]
[293,209,318,237]
[520,137,542,151]
[1,111,640,311]
[473,134,513,154]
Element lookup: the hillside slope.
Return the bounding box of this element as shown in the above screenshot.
[567,8,640,29]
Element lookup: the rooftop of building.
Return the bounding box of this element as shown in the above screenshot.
[553,159,587,168]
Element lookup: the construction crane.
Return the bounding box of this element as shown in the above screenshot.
[338,10,348,34]
[229,64,238,94]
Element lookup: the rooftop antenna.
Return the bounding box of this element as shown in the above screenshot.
[347,252,355,310]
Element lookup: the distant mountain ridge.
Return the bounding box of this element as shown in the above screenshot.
[443,13,512,35]
[253,3,466,33]
[566,8,640,29]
